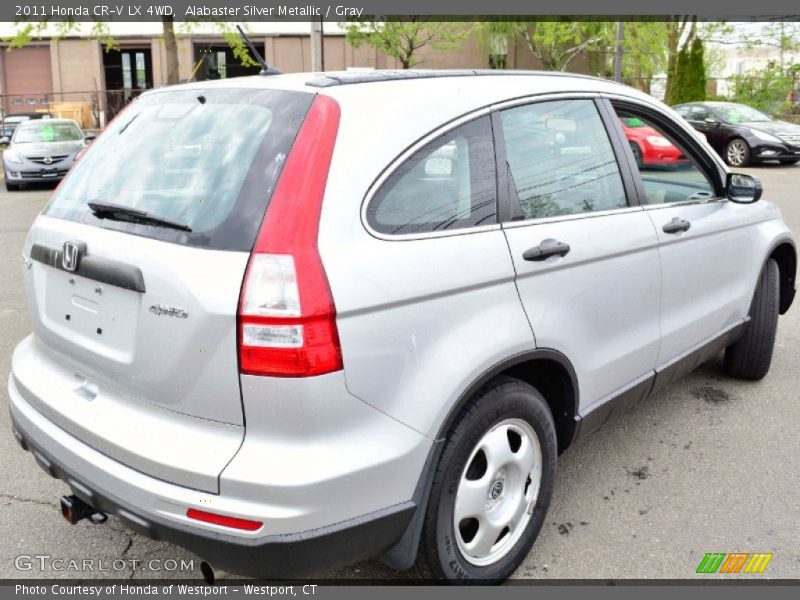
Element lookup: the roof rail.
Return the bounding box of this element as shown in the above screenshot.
[305,69,609,88]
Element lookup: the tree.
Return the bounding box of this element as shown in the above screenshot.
[621,22,669,93]
[668,38,707,105]
[686,38,707,102]
[664,16,697,104]
[345,18,468,69]
[476,20,613,72]
[668,45,691,104]
[162,16,179,85]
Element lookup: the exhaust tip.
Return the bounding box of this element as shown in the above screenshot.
[200,561,215,585]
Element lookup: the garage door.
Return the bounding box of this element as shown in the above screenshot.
[3,46,53,114]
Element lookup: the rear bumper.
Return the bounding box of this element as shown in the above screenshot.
[8,333,432,576]
[9,387,416,578]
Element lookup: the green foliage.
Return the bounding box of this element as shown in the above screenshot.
[345,18,469,69]
[729,63,797,115]
[475,20,613,72]
[3,19,118,52]
[620,22,669,91]
[666,38,707,105]
[686,38,707,102]
[666,45,690,105]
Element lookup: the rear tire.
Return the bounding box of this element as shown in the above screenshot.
[413,376,557,582]
[724,259,779,380]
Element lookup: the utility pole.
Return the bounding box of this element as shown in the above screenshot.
[613,21,625,83]
[310,19,323,72]
[320,16,325,72]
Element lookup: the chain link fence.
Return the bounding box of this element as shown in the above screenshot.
[1,90,134,130]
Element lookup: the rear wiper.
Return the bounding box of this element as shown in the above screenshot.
[87,201,192,233]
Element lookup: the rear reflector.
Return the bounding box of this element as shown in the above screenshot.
[186,508,263,532]
[238,95,343,377]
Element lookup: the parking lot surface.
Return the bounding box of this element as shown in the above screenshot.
[1,165,798,581]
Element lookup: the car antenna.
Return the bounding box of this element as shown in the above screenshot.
[236,25,282,76]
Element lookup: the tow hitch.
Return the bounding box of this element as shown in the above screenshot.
[59,495,107,525]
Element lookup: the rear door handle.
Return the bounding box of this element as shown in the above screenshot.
[523,239,571,262]
[662,217,691,234]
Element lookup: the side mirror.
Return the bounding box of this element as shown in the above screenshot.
[84,132,97,143]
[0,136,9,146]
[727,172,762,204]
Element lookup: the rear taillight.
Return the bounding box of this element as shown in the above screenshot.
[238,95,343,377]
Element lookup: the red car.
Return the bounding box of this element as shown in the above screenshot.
[619,116,688,168]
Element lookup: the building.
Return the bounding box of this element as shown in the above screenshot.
[715,44,800,97]
[0,22,596,127]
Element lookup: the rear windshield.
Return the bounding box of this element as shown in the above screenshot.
[16,122,82,143]
[45,88,313,252]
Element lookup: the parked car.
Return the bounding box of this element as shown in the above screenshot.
[1,111,53,138]
[8,71,796,582]
[673,101,800,167]
[2,118,94,191]
[619,115,688,168]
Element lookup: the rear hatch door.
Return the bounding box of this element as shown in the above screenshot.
[18,87,313,491]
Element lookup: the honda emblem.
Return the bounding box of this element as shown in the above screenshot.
[62,242,81,272]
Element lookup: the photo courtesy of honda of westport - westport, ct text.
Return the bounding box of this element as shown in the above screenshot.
[0,0,798,599]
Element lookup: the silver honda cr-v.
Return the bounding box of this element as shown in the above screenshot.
[8,70,796,582]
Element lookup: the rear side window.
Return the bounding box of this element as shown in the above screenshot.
[45,88,314,252]
[366,116,497,235]
[500,99,628,220]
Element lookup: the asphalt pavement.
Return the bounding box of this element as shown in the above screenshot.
[0,165,798,581]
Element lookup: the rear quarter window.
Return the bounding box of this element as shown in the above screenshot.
[45,88,314,252]
[366,116,497,236]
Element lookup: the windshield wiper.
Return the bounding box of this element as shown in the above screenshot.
[87,201,192,233]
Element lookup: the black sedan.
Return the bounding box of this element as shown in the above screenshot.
[673,101,800,167]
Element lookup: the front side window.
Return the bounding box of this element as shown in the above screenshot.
[500,99,628,220]
[689,106,711,121]
[613,105,715,205]
[366,116,497,235]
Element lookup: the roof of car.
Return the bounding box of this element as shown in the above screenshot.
[152,69,654,106]
[158,69,637,93]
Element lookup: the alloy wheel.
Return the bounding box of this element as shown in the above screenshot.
[727,140,747,166]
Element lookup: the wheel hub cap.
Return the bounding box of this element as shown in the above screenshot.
[489,480,504,500]
[453,418,542,567]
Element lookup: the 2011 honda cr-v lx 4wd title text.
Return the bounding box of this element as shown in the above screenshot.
[7,70,796,582]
